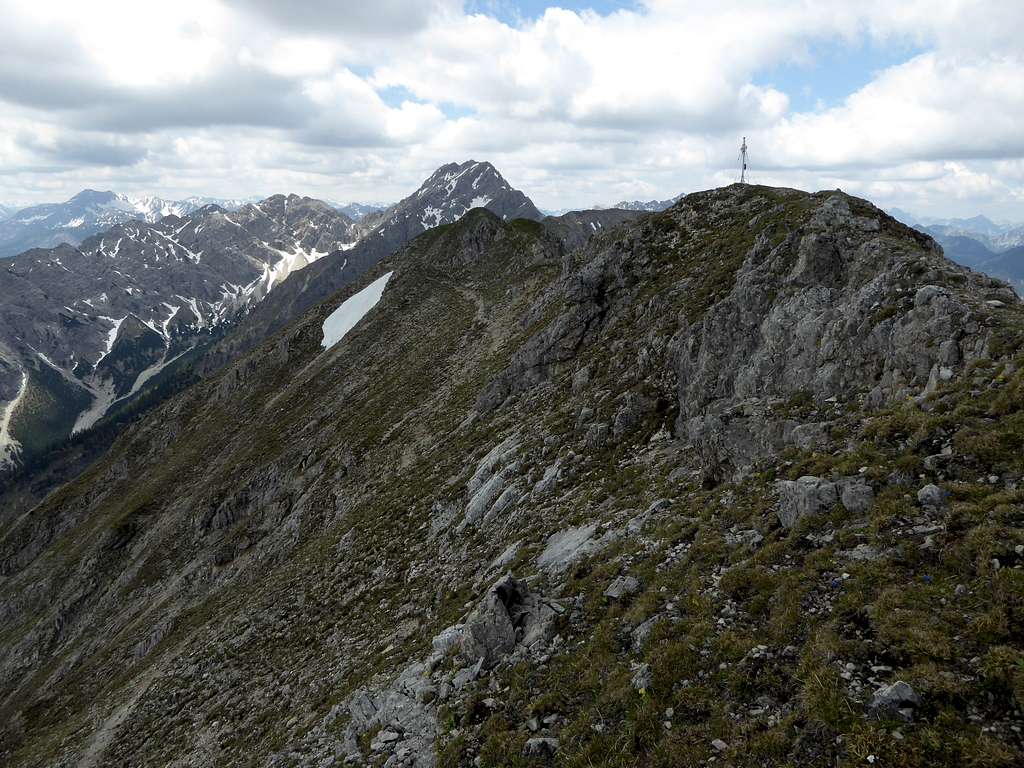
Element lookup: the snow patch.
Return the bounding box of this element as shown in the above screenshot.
[421,206,443,229]
[469,196,492,209]
[0,371,29,468]
[321,271,394,349]
[95,315,126,365]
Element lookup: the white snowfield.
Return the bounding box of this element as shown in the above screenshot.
[321,272,394,349]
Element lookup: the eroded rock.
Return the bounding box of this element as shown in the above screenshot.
[460,574,561,669]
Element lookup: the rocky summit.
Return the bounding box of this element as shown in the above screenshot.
[1,185,1023,768]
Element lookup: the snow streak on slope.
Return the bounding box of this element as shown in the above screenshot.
[95,316,126,365]
[321,272,394,349]
[0,371,28,468]
[72,379,117,435]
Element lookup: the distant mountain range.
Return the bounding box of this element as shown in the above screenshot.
[0,191,250,258]
[0,193,397,258]
[0,160,629,472]
[329,201,389,221]
[608,194,684,212]
[0,195,361,466]
[888,208,1024,293]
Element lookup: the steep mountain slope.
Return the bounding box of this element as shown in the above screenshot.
[0,190,249,258]
[0,195,359,467]
[1,185,1022,768]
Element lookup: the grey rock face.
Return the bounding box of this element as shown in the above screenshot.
[463,435,521,527]
[725,528,764,548]
[344,661,440,768]
[584,422,610,451]
[478,187,1013,482]
[532,461,561,498]
[536,523,613,573]
[431,625,465,657]
[842,543,886,562]
[631,663,652,691]
[775,476,838,528]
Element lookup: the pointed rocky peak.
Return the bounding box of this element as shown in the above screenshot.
[193,203,228,218]
[364,161,542,249]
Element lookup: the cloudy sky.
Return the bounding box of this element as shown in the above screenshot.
[1,0,1022,219]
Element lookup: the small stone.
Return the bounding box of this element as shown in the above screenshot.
[631,663,652,692]
[711,738,729,752]
[646,498,671,514]
[522,737,559,757]
[916,484,947,509]
[604,576,641,600]
[870,681,921,720]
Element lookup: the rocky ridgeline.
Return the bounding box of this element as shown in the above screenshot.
[0,186,1022,767]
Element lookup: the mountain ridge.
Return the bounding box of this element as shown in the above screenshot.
[0,190,252,258]
[0,161,558,478]
[1,184,1021,767]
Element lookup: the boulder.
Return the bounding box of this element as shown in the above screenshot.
[869,680,922,721]
[837,476,874,514]
[604,576,640,600]
[917,483,947,509]
[532,462,561,498]
[775,476,838,528]
[523,737,559,757]
[431,625,464,657]
[460,574,560,668]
